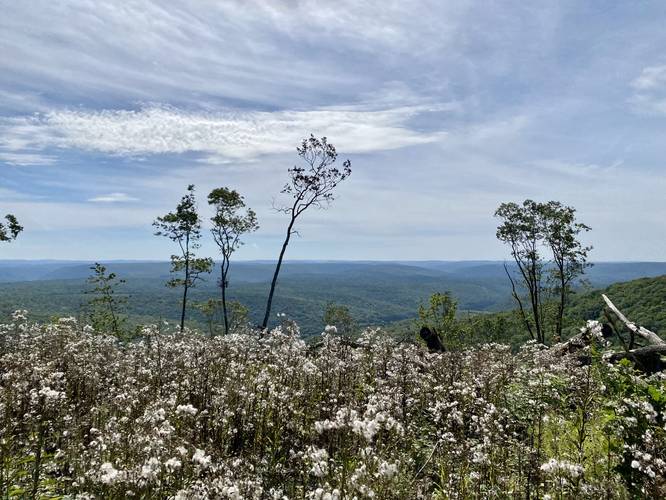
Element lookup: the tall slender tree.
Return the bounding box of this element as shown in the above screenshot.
[153,185,213,332]
[208,187,258,335]
[495,200,547,343]
[541,201,592,340]
[261,135,351,329]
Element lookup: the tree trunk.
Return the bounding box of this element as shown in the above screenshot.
[262,219,294,329]
[180,236,190,333]
[221,265,229,335]
[180,283,188,333]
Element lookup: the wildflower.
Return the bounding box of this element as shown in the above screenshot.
[176,404,198,416]
[141,457,161,480]
[377,461,398,479]
[192,448,211,468]
[100,462,120,484]
[306,447,329,477]
[165,457,182,471]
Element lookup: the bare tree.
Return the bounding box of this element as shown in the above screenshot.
[208,187,258,335]
[261,135,351,329]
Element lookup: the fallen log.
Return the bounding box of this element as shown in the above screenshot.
[601,294,666,372]
[607,345,666,374]
[602,294,664,346]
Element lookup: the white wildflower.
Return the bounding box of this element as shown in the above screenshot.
[192,448,211,468]
[99,462,120,485]
[176,404,198,416]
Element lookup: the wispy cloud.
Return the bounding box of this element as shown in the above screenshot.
[0,152,56,166]
[0,105,447,161]
[1,1,665,260]
[631,64,666,90]
[629,64,666,114]
[88,192,138,203]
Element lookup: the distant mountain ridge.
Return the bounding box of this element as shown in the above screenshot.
[1,260,665,285]
[0,260,664,335]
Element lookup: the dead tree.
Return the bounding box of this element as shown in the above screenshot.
[602,294,666,373]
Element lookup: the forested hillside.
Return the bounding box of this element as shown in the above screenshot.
[1,261,665,336]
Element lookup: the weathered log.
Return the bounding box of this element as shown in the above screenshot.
[602,294,665,345]
[608,345,666,374]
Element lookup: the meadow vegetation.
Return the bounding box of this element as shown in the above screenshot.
[1,313,665,498]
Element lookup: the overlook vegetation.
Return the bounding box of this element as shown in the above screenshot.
[1,315,665,498]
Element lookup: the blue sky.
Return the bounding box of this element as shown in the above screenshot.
[1,1,665,261]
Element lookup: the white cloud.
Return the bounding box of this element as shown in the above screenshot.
[631,64,666,90]
[0,152,56,166]
[629,64,666,114]
[88,192,139,203]
[0,105,446,160]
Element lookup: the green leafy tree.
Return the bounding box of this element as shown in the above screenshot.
[153,185,213,332]
[262,135,351,329]
[495,200,548,343]
[192,298,222,337]
[208,187,258,335]
[323,302,356,335]
[541,201,592,340]
[85,263,127,338]
[417,292,459,348]
[228,300,250,332]
[0,214,22,243]
[495,200,591,344]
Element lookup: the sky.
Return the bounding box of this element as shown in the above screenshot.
[0,1,665,261]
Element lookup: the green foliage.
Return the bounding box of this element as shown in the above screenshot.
[208,186,258,335]
[323,302,356,335]
[84,262,127,338]
[227,300,251,332]
[0,214,22,243]
[495,199,591,344]
[417,292,461,348]
[165,255,214,289]
[0,263,662,342]
[564,275,666,336]
[153,184,213,332]
[191,298,222,337]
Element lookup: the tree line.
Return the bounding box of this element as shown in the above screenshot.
[2,135,593,346]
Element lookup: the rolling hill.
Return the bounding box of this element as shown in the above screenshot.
[0,260,664,336]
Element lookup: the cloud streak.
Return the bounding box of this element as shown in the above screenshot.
[0,105,446,161]
[88,192,139,203]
